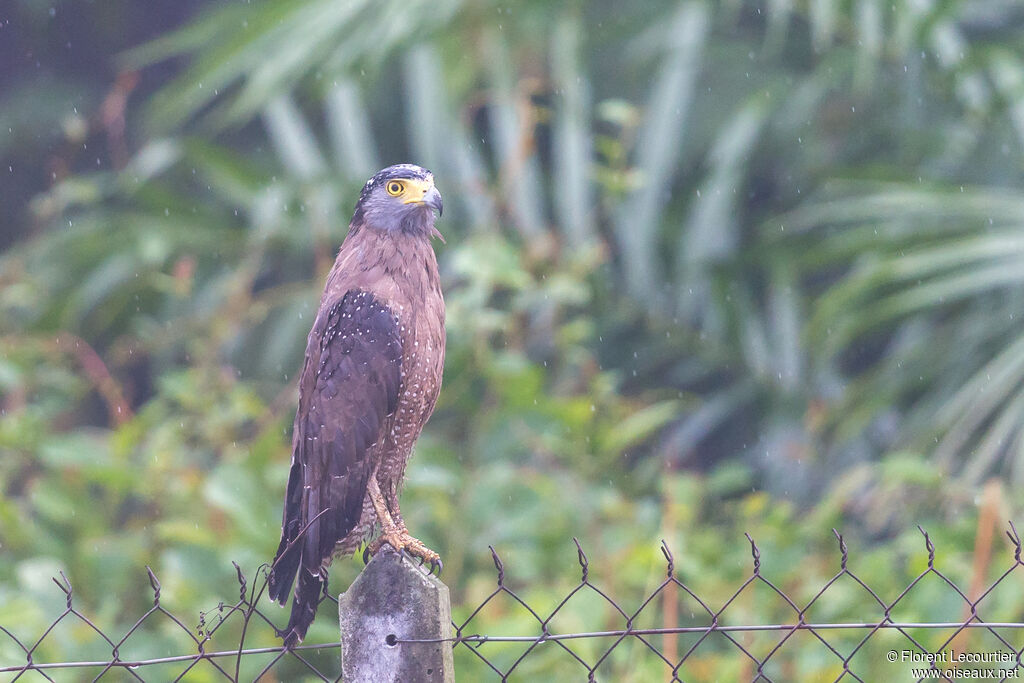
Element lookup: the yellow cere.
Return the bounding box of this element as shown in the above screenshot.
[395,177,435,204]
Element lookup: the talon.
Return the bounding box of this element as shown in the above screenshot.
[364,527,440,574]
[362,546,371,565]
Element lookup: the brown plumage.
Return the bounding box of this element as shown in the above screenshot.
[268,164,445,646]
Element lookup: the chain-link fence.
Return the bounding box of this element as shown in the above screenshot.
[0,561,343,682]
[5,526,1024,682]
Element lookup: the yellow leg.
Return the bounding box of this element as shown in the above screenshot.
[365,478,442,572]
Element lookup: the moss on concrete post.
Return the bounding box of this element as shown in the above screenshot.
[338,546,454,682]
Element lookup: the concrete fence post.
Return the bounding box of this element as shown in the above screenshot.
[338,546,455,682]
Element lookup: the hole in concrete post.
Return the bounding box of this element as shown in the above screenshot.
[385,633,398,647]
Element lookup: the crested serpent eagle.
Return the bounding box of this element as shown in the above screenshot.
[268,164,446,646]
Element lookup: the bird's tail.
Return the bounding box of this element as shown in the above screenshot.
[268,533,301,606]
[279,567,324,647]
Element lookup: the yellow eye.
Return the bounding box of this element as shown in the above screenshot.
[386,181,405,196]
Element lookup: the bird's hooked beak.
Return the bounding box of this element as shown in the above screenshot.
[421,186,443,217]
[424,187,445,242]
[402,179,443,217]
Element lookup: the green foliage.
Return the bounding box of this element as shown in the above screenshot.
[5,0,1024,679]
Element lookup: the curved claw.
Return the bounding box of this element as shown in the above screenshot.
[365,529,441,575]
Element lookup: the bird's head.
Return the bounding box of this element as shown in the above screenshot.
[352,164,444,241]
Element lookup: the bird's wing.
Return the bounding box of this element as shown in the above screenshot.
[268,289,402,621]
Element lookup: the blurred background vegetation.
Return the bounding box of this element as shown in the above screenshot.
[5,0,1024,680]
